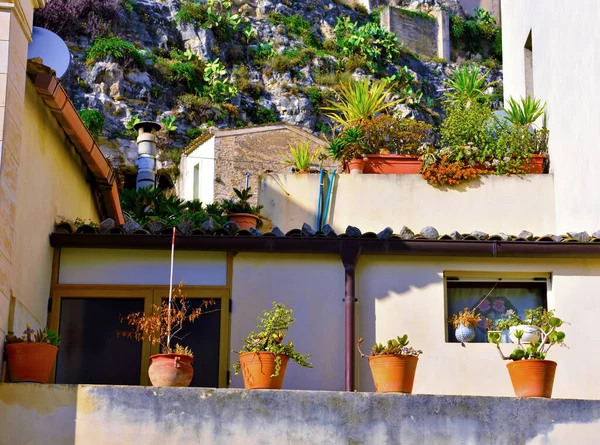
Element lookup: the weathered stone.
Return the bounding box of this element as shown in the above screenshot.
[202,218,217,232]
[302,223,316,237]
[399,226,415,240]
[271,226,285,237]
[249,227,263,236]
[593,230,600,239]
[99,218,115,234]
[567,231,591,242]
[146,219,166,234]
[449,231,463,240]
[177,218,194,236]
[547,234,563,243]
[321,224,336,237]
[123,218,142,234]
[223,221,240,234]
[345,226,362,238]
[494,233,511,241]
[518,230,534,240]
[377,227,393,239]
[420,226,439,240]
[470,231,488,240]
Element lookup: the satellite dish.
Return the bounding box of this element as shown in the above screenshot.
[27,27,71,79]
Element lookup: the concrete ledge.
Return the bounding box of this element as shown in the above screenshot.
[2,384,600,444]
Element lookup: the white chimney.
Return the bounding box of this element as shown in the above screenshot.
[134,121,162,190]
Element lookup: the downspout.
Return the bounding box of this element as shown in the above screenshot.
[321,171,336,228]
[134,121,162,190]
[341,244,360,392]
[316,169,325,230]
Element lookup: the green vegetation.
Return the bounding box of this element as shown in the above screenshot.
[443,64,497,104]
[450,8,501,60]
[268,12,321,48]
[78,109,105,141]
[504,96,546,126]
[86,36,144,67]
[176,0,242,41]
[397,8,436,23]
[279,141,321,173]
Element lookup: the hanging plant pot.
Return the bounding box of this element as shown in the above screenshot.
[226,212,260,230]
[507,360,557,398]
[368,354,418,393]
[346,158,365,175]
[455,323,476,343]
[509,325,541,344]
[239,352,289,389]
[148,353,194,387]
[6,343,58,383]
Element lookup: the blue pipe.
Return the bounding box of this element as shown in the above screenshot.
[321,171,335,228]
[245,172,251,189]
[316,169,325,230]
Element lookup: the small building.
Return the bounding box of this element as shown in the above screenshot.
[177,124,330,204]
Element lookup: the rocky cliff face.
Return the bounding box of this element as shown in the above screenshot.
[34,0,501,175]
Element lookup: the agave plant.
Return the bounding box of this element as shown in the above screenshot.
[280,142,320,173]
[322,79,404,129]
[503,96,546,127]
[327,126,366,163]
[443,64,496,104]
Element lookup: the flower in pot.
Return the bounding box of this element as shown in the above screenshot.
[119,282,214,387]
[233,302,312,389]
[5,325,60,383]
[219,187,263,230]
[448,307,482,346]
[489,307,566,398]
[357,335,423,393]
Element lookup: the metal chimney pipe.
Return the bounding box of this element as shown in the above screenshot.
[134,121,162,190]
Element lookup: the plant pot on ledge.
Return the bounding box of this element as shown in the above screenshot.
[239,352,289,389]
[6,342,58,383]
[363,154,421,174]
[346,158,365,174]
[148,353,194,387]
[226,212,260,230]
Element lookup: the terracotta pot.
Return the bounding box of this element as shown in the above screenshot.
[475,154,547,174]
[507,359,557,398]
[239,352,289,389]
[346,158,365,175]
[148,353,194,387]
[362,154,421,174]
[368,354,418,393]
[227,213,260,230]
[6,342,58,383]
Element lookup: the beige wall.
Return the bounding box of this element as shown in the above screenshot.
[502,0,600,233]
[259,173,556,235]
[8,81,100,335]
[459,0,501,21]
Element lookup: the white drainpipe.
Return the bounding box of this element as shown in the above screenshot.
[134,121,162,190]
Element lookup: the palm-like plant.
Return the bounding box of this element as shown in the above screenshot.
[504,96,546,126]
[443,64,496,104]
[327,126,366,163]
[280,142,321,173]
[120,187,185,224]
[322,79,404,129]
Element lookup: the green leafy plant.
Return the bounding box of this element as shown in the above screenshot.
[268,12,321,49]
[78,109,104,141]
[86,36,144,68]
[443,64,496,104]
[504,96,546,127]
[176,0,242,41]
[6,325,60,346]
[489,308,566,361]
[202,58,238,101]
[448,307,482,329]
[219,187,263,220]
[327,126,366,163]
[360,116,433,155]
[125,114,141,131]
[252,41,276,60]
[323,79,403,129]
[357,335,422,358]
[161,116,178,133]
[233,302,312,377]
[280,142,320,173]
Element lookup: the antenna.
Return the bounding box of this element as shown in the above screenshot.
[27,27,71,79]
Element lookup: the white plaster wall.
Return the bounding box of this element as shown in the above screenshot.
[260,174,556,235]
[59,249,227,286]
[230,253,345,391]
[502,0,600,232]
[177,137,215,203]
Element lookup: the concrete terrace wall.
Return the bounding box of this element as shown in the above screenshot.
[259,174,556,235]
[2,384,600,445]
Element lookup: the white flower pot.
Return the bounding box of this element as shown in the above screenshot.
[509,325,541,344]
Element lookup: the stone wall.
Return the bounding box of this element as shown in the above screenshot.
[2,384,600,445]
[381,6,449,61]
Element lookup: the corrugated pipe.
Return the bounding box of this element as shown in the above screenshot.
[135,121,161,190]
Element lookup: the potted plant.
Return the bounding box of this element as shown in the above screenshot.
[448,307,482,345]
[5,325,60,383]
[119,282,214,387]
[219,187,263,230]
[233,302,312,389]
[327,127,369,174]
[488,307,566,398]
[491,308,546,344]
[357,335,423,393]
[280,141,322,174]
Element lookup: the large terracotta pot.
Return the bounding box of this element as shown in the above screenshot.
[368,354,418,393]
[148,353,194,387]
[227,213,260,230]
[346,158,365,175]
[6,342,58,383]
[507,359,557,398]
[475,154,547,174]
[362,154,421,174]
[239,352,289,389]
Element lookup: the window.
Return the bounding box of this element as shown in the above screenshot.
[445,274,548,343]
[193,163,201,200]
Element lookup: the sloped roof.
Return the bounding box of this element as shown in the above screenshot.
[27,61,124,224]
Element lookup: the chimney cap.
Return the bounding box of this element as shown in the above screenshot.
[134,121,162,133]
